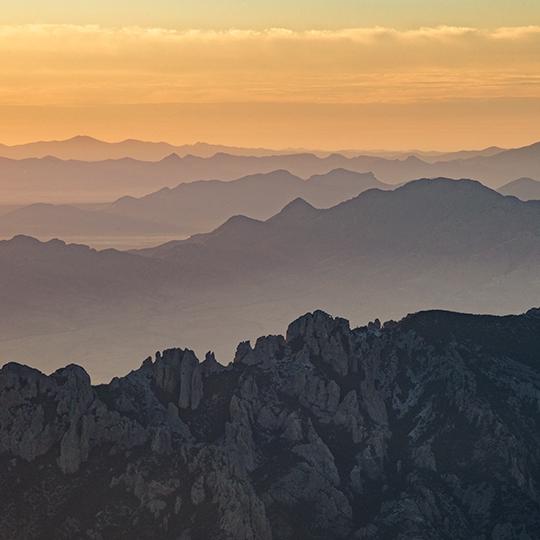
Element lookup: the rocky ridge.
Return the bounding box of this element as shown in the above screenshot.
[1,308,540,539]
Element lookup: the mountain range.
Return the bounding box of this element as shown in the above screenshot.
[0,169,388,244]
[0,135,505,162]
[1,141,540,204]
[105,168,389,235]
[1,178,538,381]
[0,136,297,161]
[1,307,539,539]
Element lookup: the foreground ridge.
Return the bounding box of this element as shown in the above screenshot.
[1,308,540,539]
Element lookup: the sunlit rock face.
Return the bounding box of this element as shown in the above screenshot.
[1,308,540,540]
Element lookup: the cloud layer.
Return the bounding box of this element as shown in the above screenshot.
[1,24,540,106]
[1,24,540,149]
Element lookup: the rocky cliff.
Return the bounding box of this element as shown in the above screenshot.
[1,308,539,539]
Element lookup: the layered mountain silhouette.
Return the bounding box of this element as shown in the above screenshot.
[137,177,540,275]
[0,169,388,243]
[0,135,505,162]
[1,307,539,539]
[1,178,538,381]
[0,135,299,161]
[1,141,540,203]
[107,169,389,235]
[412,145,504,162]
[499,177,540,201]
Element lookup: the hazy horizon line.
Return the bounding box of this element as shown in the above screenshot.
[2,132,534,155]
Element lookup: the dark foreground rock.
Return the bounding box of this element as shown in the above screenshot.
[1,308,540,539]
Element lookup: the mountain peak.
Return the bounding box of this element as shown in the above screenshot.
[264,168,297,178]
[392,177,506,205]
[286,310,351,361]
[268,197,318,225]
[160,152,182,162]
[5,234,42,246]
[498,176,540,200]
[67,135,102,143]
[402,154,427,164]
[399,177,490,193]
[209,214,265,238]
[282,197,316,210]
[238,169,299,184]
[503,177,539,187]
[308,168,379,186]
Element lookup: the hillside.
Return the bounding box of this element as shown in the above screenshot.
[1,308,539,539]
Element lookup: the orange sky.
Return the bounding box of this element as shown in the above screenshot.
[1,23,540,149]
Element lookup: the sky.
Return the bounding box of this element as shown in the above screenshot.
[3,1,540,29]
[1,1,540,149]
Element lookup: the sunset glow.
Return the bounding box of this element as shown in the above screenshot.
[1,2,540,148]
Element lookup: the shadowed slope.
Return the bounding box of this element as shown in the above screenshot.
[0,307,539,539]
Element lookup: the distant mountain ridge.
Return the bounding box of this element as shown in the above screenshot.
[136,177,540,295]
[1,177,538,380]
[0,152,396,203]
[0,169,389,243]
[0,135,298,161]
[106,168,389,235]
[0,135,506,161]
[1,141,540,204]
